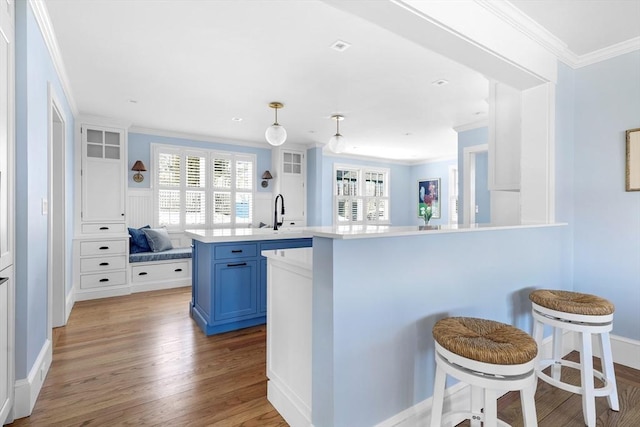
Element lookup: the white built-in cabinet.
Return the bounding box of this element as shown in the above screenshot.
[0,0,14,423]
[74,122,129,300]
[271,146,306,227]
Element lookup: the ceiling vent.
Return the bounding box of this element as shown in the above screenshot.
[330,40,351,52]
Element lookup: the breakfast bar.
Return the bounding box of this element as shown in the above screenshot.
[261,223,568,427]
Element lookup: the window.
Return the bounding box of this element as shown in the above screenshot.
[334,165,389,225]
[153,144,255,229]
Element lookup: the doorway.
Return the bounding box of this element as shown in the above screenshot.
[462,144,489,226]
[48,85,67,328]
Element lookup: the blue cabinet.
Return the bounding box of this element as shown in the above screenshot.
[190,237,312,335]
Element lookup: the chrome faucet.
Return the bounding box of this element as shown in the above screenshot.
[274,194,285,230]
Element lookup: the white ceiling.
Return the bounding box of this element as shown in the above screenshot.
[44,0,640,162]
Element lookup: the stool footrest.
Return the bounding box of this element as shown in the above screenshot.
[537,359,615,397]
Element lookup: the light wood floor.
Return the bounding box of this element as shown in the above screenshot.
[9,287,640,426]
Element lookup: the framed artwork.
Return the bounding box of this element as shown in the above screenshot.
[626,128,640,191]
[418,178,441,219]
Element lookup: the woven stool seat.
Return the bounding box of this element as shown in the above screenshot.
[529,289,614,316]
[433,317,538,365]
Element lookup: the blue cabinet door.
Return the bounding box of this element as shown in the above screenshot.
[213,260,258,322]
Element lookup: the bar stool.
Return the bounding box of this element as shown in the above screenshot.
[529,289,619,427]
[430,317,538,427]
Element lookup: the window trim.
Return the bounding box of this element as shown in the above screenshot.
[151,143,256,230]
[333,163,390,225]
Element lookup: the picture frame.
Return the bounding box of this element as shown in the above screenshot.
[418,178,441,219]
[626,128,640,191]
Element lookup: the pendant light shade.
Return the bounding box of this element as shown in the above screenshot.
[265,102,287,146]
[328,115,346,154]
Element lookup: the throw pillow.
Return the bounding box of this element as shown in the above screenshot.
[128,225,151,253]
[142,227,174,252]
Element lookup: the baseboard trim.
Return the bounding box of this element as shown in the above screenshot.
[74,285,131,301]
[13,339,52,419]
[267,379,312,427]
[566,333,640,370]
[65,289,75,323]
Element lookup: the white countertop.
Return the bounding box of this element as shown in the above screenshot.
[261,247,313,270]
[184,227,313,243]
[186,222,566,243]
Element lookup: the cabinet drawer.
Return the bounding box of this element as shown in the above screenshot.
[80,255,126,273]
[80,239,127,256]
[131,261,190,283]
[214,243,257,260]
[80,271,126,289]
[81,223,126,234]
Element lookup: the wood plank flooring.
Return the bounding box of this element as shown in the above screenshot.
[8,287,640,426]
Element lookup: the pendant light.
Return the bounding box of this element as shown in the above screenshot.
[328,115,346,154]
[265,102,287,146]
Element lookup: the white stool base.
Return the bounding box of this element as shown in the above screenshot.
[532,302,619,427]
[430,343,538,427]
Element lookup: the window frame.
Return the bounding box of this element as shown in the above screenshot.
[152,143,256,230]
[333,163,390,225]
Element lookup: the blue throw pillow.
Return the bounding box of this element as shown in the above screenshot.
[142,227,174,252]
[128,225,151,253]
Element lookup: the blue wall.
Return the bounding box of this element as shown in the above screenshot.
[312,225,570,425]
[571,51,640,339]
[128,132,272,192]
[15,0,75,378]
[457,127,489,224]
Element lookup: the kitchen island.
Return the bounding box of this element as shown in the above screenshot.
[185,228,312,336]
[259,223,568,427]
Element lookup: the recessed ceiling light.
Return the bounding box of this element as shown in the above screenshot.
[330,40,351,52]
[474,111,484,116]
[404,132,412,136]
[431,79,449,86]
[128,99,138,104]
[232,117,243,122]
[308,130,316,134]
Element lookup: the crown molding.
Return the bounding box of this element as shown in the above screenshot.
[574,37,640,68]
[28,0,78,116]
[453,119,488,133]
[477,0,640,69]
[129,126,278,150]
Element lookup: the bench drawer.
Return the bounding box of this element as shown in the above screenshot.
[80,255,126,273]
[80,239,127,256]
[131,261,191,283]
[214,243,257,260]
[80,271,127,289]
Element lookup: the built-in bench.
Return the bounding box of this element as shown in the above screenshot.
[128,247,192,293]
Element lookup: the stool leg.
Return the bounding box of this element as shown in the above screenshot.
[551,326,563,380]
[580,331,596,427]
[520,380,538,427]
[430,361,447,427]
[470,385,483,427]
[599,331,619,411]
[484,389,498,426]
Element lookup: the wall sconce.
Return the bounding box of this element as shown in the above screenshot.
[261,170,273,188]
[131,160,147,183]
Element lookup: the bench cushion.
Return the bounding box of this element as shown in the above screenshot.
[129,247,192,263]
